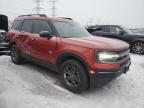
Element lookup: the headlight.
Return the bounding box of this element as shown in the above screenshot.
[96,51,120,63]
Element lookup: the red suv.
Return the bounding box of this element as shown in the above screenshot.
[8,14,131,93]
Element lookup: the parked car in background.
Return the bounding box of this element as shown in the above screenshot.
[0,29,7,41]
[87,25,144,55]
[0,14,9,51]
[8,14,131,93]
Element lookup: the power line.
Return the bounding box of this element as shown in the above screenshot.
[49,0,57,17]
[33,0,45,14]
[86,18,102,26]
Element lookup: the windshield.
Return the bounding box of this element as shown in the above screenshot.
[52,21,91,38]
[120,26,133,34]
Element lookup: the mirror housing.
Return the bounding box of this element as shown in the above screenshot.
[40,31,53,39]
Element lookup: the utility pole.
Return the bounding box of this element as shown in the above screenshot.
[87,18,93,26]
[33,0,44,14]
[96,18,100,25]
[36,0,40,14]
[50,0,57,17]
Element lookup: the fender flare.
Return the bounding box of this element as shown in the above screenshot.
[56,52,90,72]
[131,38,144,44]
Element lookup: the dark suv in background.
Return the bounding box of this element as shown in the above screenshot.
[87,25,144,55]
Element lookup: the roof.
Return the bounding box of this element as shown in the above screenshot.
[15,14,73,22]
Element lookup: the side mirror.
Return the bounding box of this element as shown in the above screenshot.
[119,31,125,35]
[40,31,53,39]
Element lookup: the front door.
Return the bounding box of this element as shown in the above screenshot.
[109,25,130,42]
[29,20,57,64]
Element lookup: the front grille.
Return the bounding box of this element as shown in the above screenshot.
[0,33,7,41]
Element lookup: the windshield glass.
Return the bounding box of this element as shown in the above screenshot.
[52,21,91,38]
[120,26,133,34]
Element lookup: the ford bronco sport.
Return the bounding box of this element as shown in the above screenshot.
[8,14,131,93]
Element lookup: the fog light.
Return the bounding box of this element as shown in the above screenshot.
[89,70,95,74]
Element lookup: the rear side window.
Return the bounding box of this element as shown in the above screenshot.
[90,26,109,34]
[21,20,33,33]
[91,26,109,35]
[32,20,52,34]
[11,20,23,31]
[98,26,109,32]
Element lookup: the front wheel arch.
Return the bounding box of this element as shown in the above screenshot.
[10,44,23,64]
[9,42,16,48]
[56,53,90,86]
[56,53,90,73]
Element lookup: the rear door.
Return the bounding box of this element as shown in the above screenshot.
[29,19,57,64]
[18,20,33,55]
[91,26,113,37]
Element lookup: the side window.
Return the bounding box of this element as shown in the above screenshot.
[21,20,33,33]
[32,20,51,34]
[91,26,109,35]
[110,26,123,34]
[100,26,109,32]
[11,20,23,31]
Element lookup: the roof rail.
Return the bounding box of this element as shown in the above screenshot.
[59,17,73,20]
[18,14,47,17]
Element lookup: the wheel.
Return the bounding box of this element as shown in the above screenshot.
[131,41,144,54]
[60,60,89,93]
[10,44,23,64]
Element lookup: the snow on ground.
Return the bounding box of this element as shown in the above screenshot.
[0,54,144,108]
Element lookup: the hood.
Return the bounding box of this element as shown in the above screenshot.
[130,33,144,38]
[0,14,8,32]
[62,36,129,51]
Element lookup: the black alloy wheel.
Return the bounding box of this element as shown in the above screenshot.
[60,60,89,93]
[131,41,144,54]
[63,66,80,87]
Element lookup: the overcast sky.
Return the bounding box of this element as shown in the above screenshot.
[0,0,144,28]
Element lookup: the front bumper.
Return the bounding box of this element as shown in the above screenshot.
[95,60,131,78]
[0,42,9,51]
[90,60,131,86]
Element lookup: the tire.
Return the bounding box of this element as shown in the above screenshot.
[131,41,144,55]
[10,44,23,64]
[60,60,89,93]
